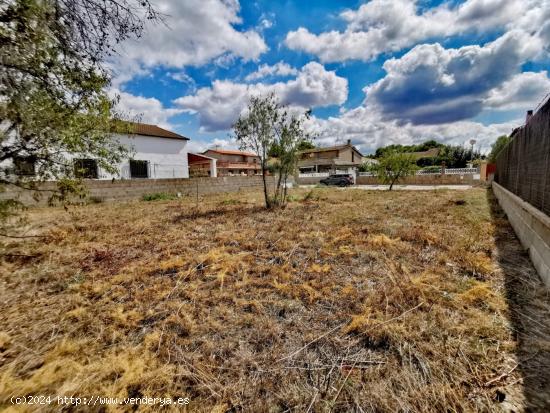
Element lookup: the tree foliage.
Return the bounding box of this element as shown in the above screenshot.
[233,94,311,208]
[373,139,444,158]
[372,139,482,168]
[488,135,511,163]
[369,152,418,190]
[0,0,158,225]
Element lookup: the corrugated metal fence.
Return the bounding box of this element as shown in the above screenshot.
[495,98,550,216]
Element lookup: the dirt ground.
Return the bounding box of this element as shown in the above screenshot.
[0,187,549,412]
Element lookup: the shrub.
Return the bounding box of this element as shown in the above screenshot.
[142,192,177,201]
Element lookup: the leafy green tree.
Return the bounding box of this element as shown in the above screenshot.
[268,138,314,158]
[0,0,158,226]
[488,135,511,163]
[372,140,482,168]
[358,161,374,172]
[369,152,418,190]
[233,94,311,208]
[297,140,315,151]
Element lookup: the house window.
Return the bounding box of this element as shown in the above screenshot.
[14,156,36,176]
[130,160,149,178]
[74,159,98,179]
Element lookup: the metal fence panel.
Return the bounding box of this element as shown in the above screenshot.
[495,98,550,216]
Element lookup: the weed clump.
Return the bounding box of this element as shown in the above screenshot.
[142,192,177,201]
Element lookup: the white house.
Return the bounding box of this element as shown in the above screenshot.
[71,122,190,180]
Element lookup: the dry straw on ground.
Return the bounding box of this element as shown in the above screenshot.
[0,187,548,411]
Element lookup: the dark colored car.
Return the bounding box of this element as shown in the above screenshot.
[320,174,354,187]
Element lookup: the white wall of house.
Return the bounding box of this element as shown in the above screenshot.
[66,134,189,180]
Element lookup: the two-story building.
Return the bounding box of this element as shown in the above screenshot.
[201,149,261,176]
[297,140,364,174]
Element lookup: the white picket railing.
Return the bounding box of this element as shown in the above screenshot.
[302,168,479,179]
[298,172,330,178]
[416,169,442,175]
[442,168,478,175]
[360,168,478,177]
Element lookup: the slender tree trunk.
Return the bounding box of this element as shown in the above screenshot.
[282,168,288,205]
[275,168,283,205]
[389,174,398,191]
[261,149,270,209]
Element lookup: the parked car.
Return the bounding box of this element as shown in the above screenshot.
[320,174,354,187]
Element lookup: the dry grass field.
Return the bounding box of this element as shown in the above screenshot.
[1,187,549,412]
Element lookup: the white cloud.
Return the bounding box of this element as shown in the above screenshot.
[111,0,267,84]
[186,137,239,153]
[484,71,550,110]
[307,106,518,154]
[285,0,546,63]
[245,62,299,81]
[112,89,182,130]
[174,62,348,131]
[168,71,196,91]
[364,30,542,124]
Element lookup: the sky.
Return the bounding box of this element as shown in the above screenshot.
[110,0,550,154]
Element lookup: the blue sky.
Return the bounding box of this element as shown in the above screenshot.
[112,0,550,154]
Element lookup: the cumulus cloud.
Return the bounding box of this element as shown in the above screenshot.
[484,71,550,110]
[285,0,546,62]
[112,89,182,130]
[186,137,239,154]
[111,0,267,84]
[364,30,542,124]
[174,62,348,131]
[245,62,299,81]
[307,106,518,154]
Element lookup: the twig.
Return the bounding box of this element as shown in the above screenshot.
[369,302,424,329]
[0,253,40,259]
[0,233,46,239]
[305,389,318,413]
[331,360,357,410]
[484,363,519,387]
[277,322,347,362]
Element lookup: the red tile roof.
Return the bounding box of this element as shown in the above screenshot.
[205,149,258,157]
[115,122,189,140]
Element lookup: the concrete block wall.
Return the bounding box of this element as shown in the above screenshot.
[493,182,550,286]
[0,176,277,206]
[356,174,475,185]
[297,174,475,186]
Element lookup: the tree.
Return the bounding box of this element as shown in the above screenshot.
[233,94,311,208]
[297,140,315,151]
[488,135,511,163]
[369,152,418,190]
[371,140,483,168]
[0,0,158,225]
[358,161,374,172]
[271,109,312,206]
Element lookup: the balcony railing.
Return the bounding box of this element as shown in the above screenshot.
[216,161,260,168]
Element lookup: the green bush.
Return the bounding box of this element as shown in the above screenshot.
[421,166,442,173]
[142,192,177,201]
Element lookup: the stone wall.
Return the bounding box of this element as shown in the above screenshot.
[1,176,277,206]
[493,182,550,286]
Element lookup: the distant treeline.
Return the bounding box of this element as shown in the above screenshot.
[367,140,483,168]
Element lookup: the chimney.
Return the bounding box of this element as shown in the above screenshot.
[347,139,351,146]
[526,110,533,124]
